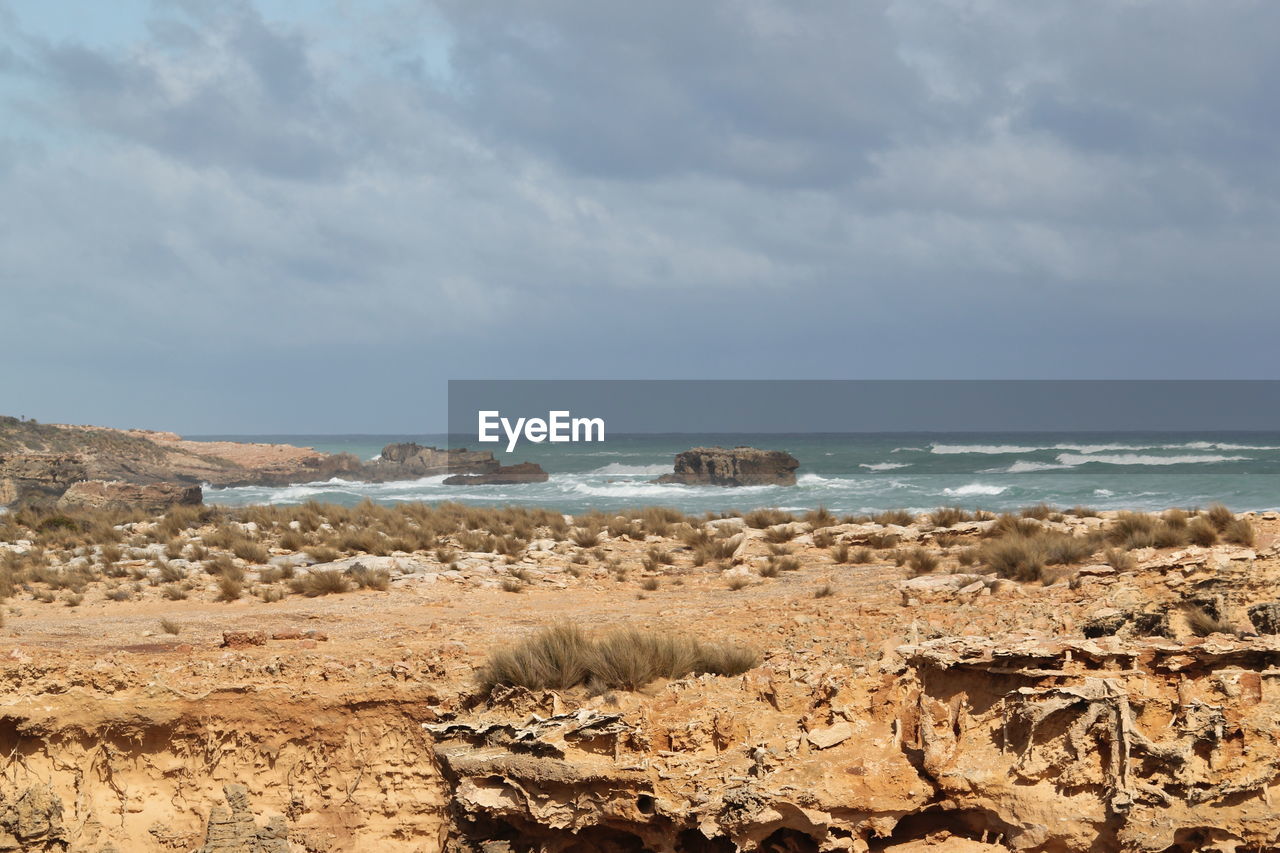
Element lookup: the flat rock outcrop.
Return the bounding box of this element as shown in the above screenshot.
[654,446,799,486]
[362,443,498,482]
[443,462,549,486]
[56,480,203,513]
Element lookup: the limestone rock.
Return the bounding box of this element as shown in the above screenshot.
[362,443,498,482]
[0,452,85,508]
[443,462,550,486]
[56,480,202,514]
[653,446,799,487]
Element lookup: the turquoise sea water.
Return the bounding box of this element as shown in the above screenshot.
[192,432,1280,514]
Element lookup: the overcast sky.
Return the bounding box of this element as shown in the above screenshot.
[2,1,1278,433]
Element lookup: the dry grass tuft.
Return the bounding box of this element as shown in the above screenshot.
[476,623,758,693]
[291,569,350,597]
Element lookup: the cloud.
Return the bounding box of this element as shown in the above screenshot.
[0,0,1278,430]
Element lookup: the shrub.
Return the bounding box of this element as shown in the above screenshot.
[804,507,836,529]
[764,525,797,544]
[865,532,899,549]
[850,547,875,564]
[986,514,1041,539]
[811,529,835,548]
[216,575,243,602]
[874,509,914,527]
[259,586,286,603]
[743,508,794,529]
[230,539,269,564]
[1107,513,1165,549]
[292,569,350,597]
[570,527,601,548]
[757,562,780,578]
[645,546,675,566]
[1186,517,1219,546]
[931,507,971,528]
[814,584,834,599]
[830,544,850,564]
[906,548,939,576]
[640,577,660,591]
[477,623,593,692]
[1020,503,1057,520]
[500,578,524,593]
[1224,518,1255,546]
[467,626,758,693]
[305,544,340,563]
[1184,605,1238,637]
[1104,547,1137,572]
[771,555,801,572]
[1041,533,1100,566]
[726,576,750,591]
[349,564,391,590]
[980,535,1048,582]
[160,618,181,635]
[1206,504,1235,531]
[161,584,189,601]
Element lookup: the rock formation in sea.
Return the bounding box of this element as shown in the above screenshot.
[654,446,799,486]
[442,461,550,486]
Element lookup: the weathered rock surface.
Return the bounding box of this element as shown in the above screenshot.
[56,479,203,513]
[443,462,549,486]
[194,785,289,853]
[654,446,799,487]
[362,443,499,482]
[0,452,86,508]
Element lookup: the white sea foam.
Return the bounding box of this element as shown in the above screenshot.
[934,441,1278,455]
[589,463,672,477]
[998,460,1074,473]
[943,483,1008,496]
[931,444,1043,455]
[860,462,910,471]
[1057,452,1248,466]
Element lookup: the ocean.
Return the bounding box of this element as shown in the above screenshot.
[193,432,1280,515]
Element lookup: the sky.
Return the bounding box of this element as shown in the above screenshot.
[2,1,1278,433]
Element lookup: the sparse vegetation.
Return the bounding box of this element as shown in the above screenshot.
[291,569,350,597]
[476,623,758,693]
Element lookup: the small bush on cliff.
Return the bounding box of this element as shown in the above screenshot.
[477,623,758,694]
[1224,517,1255,546]
[1206,503,1236,531]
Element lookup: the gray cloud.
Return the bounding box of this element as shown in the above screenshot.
[0,0,1278,431]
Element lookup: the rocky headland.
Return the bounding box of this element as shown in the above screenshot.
[0,419,545,510]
